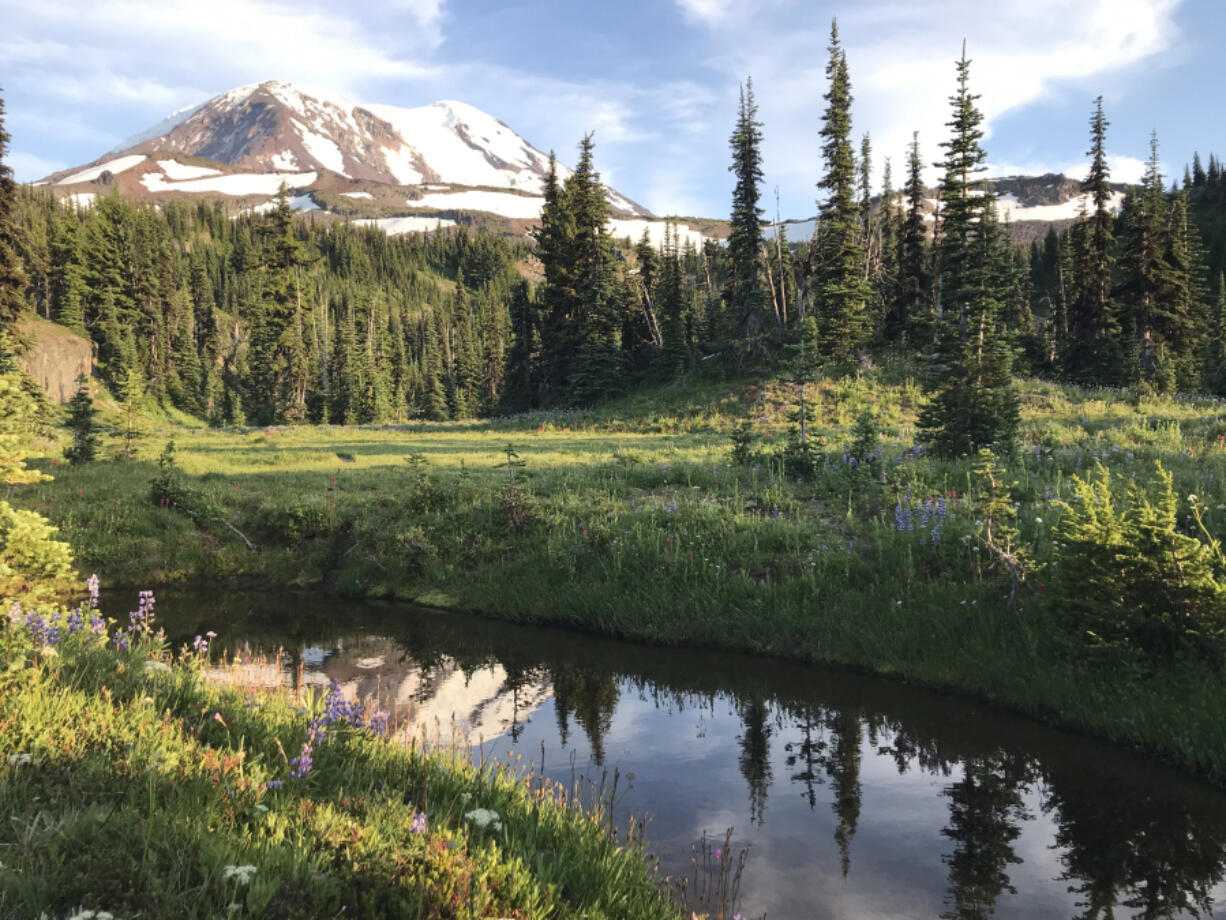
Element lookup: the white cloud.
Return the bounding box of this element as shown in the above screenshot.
[684,0,1182,206]
[675,0,737,25]
[2,0,440,110]
[8,150,67,183]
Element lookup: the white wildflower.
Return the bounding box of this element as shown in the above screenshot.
[143,660,172,675]
[223,864,258,885]
[8,753,33,766]
[255,804,269,813]
[1034,517,1043,524]
[67,911,115,920]
[464,808,502,831]
[1188,494,1199,502]
[40,645,59,659]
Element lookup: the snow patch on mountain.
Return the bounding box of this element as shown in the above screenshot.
[608,219,707,249]
[141,171,318,195]
[271,151,299,170]
[342,191,373,199]
[55,155,147,185]
[157,160,221,181]
[411,190,546,219]
[996,190,1125,222]
[365,100,551,192]
[296,123,348,176]
[353,216,457,235]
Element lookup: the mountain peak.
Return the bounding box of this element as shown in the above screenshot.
[46,80,655,226]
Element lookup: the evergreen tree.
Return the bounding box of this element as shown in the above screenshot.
[1120,135,1175,390]
[1065,97,1121,384]
[725,78,767,359]
[918,44,1019,457]
[657,223,689,377]
[248,184,309,423]
[63,373,100,464]
[1209,272,1226,393]
[564,134,624,405]
[814,20,871,363]
[0,93,25,334]
[49,206,86,333]
[421,312,449,421]
[1156,190,1208,390]
[502,279,540,411]
[877,156,902,342]
[899,131,931,345]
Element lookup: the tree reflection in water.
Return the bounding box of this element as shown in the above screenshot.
[151,589,1226,919]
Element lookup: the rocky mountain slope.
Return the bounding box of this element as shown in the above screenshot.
[37,80,659,232]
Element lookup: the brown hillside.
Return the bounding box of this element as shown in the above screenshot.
[18,317,93,405]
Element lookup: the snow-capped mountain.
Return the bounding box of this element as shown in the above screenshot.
[40,80,653,221]
[777,173,1129,246]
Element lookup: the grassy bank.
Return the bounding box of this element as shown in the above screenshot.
[13,366,1226,784]
[0,594,679,919]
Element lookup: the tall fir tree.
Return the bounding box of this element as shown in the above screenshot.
[725,78,767,360]
[565,134,624,405]
[63,373,100,464]
[918,44,1019,457]
[49,205,87,333]
[1065,96,1120,384]
[248,184,309,423]
[899,131,931,345]
[0,92,25,334]
[657,222,690,377]
[1119,135,1173,390]
[814,21,871,363]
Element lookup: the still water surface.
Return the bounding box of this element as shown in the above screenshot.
[143,589,1226,919]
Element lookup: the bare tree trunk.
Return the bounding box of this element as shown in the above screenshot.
[774,187,788,330]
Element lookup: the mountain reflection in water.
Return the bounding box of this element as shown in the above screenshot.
[142,588,1226,920]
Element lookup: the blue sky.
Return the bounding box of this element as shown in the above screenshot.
[2,0,1221,219]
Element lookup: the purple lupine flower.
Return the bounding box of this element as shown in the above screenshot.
[265,780,284,790]
[410,812,428,834]
[289,742,314,779]
[367,710,390,736]
[937,497,947,521]
[87,573,100,609]
[44,626,61,646]
[7,601,23,624]
[88,615,106,636]
[192,635,209,654]
[66,609,83,634]
[113,633,129,652]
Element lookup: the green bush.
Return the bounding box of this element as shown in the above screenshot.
[1054,462,1226,663]
[0,500,75,603]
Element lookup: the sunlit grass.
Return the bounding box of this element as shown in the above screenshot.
[13,363,1226,783]
[0,599,678,919]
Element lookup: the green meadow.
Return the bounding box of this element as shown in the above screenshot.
[14,365,1226,785]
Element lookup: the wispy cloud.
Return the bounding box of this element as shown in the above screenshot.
[685,0,1182,206]
[7,150,67,182]
[674,0,738,26]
